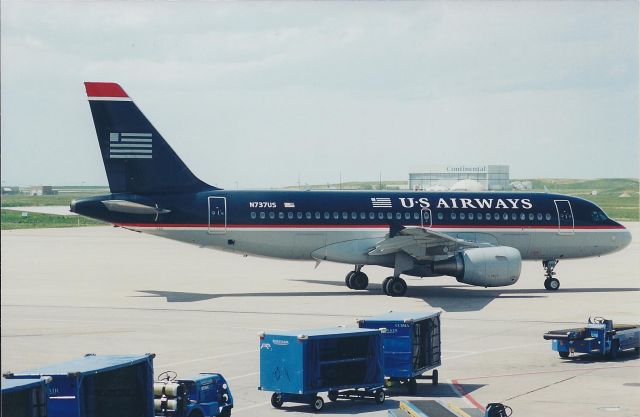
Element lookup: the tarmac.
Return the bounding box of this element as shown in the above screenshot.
[2,224,639,416]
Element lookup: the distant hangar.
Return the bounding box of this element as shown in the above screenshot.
[409,165,510,191]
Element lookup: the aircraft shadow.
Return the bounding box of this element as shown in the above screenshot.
[135,283,637,313]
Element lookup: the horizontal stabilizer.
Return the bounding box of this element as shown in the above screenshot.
[102,200,171,215]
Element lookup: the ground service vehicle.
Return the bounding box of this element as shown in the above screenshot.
[259,327,385,411]
[358,311,441,394]
[543,317,640,358]
[153,371,233,417]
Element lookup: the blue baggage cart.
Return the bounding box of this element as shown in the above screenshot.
[4,353,155,417]
[358,311,441,394]
[1,376,50,417]
[259,327,386,411]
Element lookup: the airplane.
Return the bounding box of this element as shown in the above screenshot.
[71,82,633,297]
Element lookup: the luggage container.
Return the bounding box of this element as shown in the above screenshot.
[358,311,441,394]
[4,353,155,417]
[1,376,50,417]
[259,327,386,411]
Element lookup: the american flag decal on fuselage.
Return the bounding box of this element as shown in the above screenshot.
[109,132,152,159]
[371,197,392,208]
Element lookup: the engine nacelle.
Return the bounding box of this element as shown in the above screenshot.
[433,246,521,287]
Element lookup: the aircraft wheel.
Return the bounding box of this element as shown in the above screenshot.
[311,396,324,412]
[385,277,407,297]
[271,393,284,408]
[381,277,393,295]
[545,278,560,291]
[349,272,369,290]
[345,271,355,289]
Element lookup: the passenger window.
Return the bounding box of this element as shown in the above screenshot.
[451,212,457,220]
[503,213,509,221]
[378,212,384,220]
[315,212,321,219]
[370,212,376,220]
[288,212,294,220]
[260,212,266,219]
[438,212,444,220]
[251,212,257,219]
[460,212,466,220]
[528,213,534,221]
[405,212,411,220]
[305,212,312,219]
[468,212,474,220]
[520,213,526,221]
[546,213,551,221]
[414,212,420,220]
[386,212,393,220]
[360,212,366,220]
[269,212,275,219]
[423,211,430,220]
[512,213,517,221]
[278,212,284,219]
[485,213,491,221]
[351,212,357,220]
[342,212,348,220]
[494,213,500,221]
[537,213,543,221]
[333,212,339,220]
[324,212,330,220]
[297,212,303,219]
[396,212,402,220]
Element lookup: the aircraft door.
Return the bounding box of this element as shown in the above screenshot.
[554,200,574,235]
[421,208,432,228]
[208,196,227,234]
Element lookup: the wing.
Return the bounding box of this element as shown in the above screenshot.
[368,226,483,261]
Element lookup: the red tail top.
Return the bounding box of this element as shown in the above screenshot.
[85,82,128,98]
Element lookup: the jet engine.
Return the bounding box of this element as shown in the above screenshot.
[433,246,521,287]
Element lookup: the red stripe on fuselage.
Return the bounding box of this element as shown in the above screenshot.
[84,82,128,98]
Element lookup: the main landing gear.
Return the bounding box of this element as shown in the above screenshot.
[345,266,369,290]
[382,276,407,297]
[543,260,560,291]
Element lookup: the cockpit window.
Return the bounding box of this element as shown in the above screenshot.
[591,210,608,222]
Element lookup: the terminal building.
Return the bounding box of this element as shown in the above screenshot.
[409,165,510,191]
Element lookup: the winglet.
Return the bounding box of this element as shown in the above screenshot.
[84,82,130,100]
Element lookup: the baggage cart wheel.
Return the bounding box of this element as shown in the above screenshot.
[328,390,339,402]
[408,378,417,395]
[311,396,324,412]
[374,389,386,404]
[432,369,439,386]
[559,351,570,358]
[271,393,284,408]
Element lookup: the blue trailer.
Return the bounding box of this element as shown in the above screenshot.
[1,376,50,417]
[544,317,640,359]
[259,327,386,411]
[358,311,441,394]
[4,353,155,417]
[153,371,233,417]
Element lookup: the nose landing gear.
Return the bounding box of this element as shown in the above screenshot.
[345,265,369,290]
[543,260,560,290]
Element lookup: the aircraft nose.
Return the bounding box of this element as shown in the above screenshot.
[70,199,77,213]
[617,225,632,250]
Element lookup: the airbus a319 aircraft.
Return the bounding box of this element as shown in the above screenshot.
[71,82,632,297]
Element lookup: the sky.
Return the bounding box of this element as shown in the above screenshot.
[1,1,638,189]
